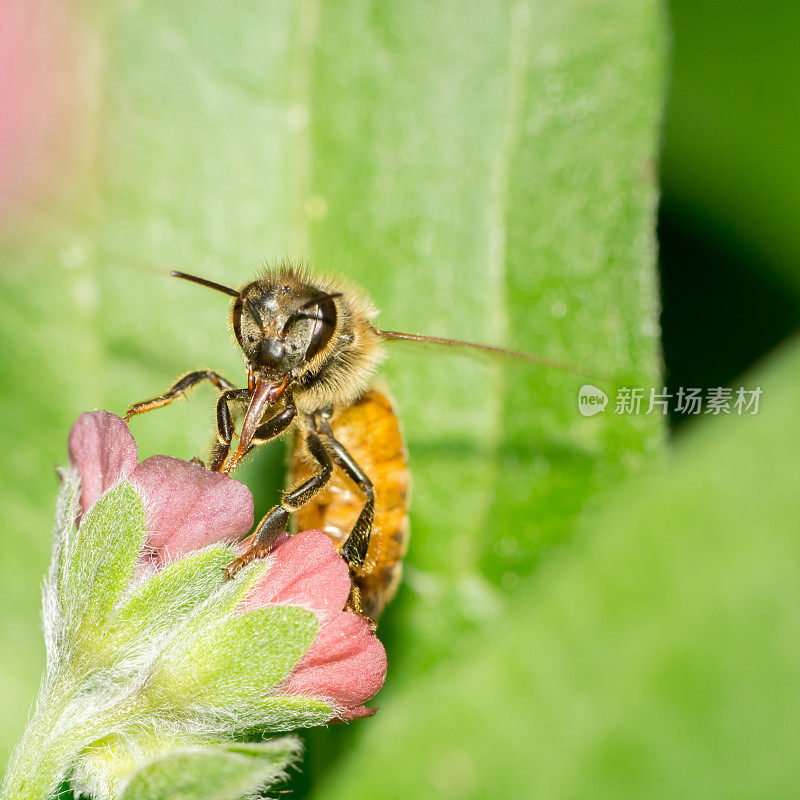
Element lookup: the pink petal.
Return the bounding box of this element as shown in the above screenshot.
[280,611,387,713]
[131,455,253,565]
[68,411,139,516]
[241,531,351,619]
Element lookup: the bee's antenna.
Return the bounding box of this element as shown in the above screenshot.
[171,271,239,298]
[373,327,593,376]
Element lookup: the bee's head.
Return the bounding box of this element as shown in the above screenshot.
[169,268,377,471]
[232,280,339,380]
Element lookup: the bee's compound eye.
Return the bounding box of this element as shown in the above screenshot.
[305,297,338,360]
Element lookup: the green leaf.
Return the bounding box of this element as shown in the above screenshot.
[0,0,664,777]
[311,338,800,799]
[60,482,146,649]
[117,738,301,800]
[146,606,318,709]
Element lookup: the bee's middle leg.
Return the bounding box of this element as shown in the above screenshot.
[223,414,326,579]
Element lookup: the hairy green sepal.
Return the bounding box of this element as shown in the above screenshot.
[118,740,302,800]
[74,734,303,800]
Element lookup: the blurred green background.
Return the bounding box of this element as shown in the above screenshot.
[660,2,800,414]
[0,1,798,798]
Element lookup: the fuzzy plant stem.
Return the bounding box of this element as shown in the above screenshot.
[1,669,120,800]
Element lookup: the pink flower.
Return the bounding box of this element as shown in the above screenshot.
[67,410,387,720]
[69,411,253,567]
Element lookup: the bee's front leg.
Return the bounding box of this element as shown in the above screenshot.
[208,388,250,471]
[125,370,236,420]
[218,389,297,474]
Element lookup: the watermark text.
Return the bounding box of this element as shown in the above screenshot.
[578,385,762,416]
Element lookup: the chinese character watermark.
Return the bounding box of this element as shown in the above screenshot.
[577,385,762,417]
[615,387,644,415]
[674,387,702,415]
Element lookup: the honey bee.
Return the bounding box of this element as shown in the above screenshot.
[126,264,574,619]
